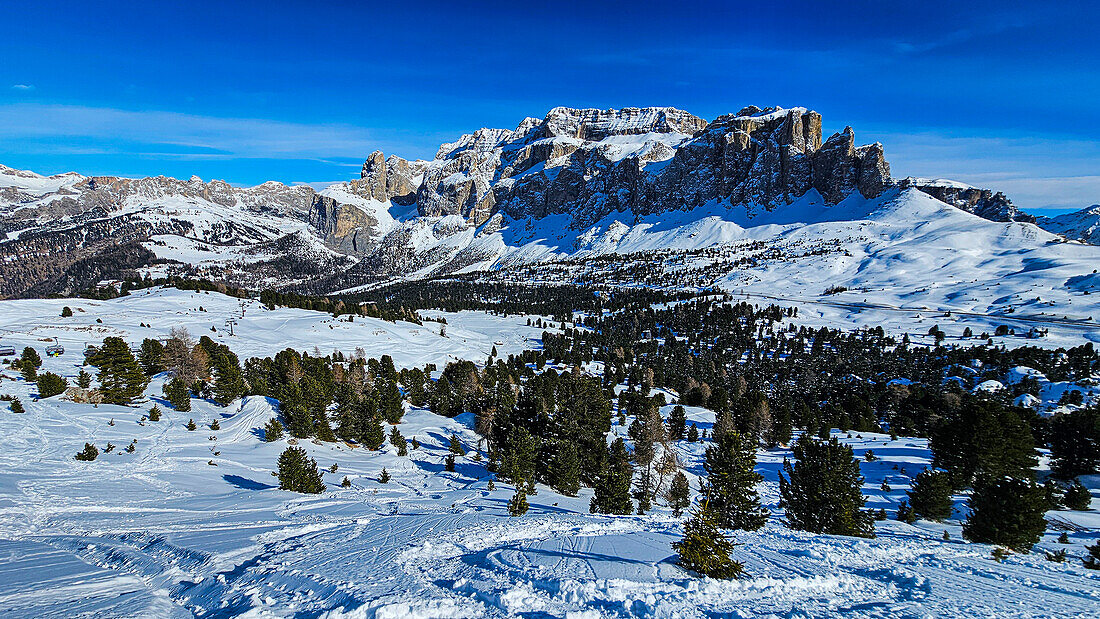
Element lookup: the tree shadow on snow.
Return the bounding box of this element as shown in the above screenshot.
[222,474,276,491]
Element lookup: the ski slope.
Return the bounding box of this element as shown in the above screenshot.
[0,290,1097,617]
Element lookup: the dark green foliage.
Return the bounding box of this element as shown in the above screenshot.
[389,426,407,455]
[61,306,73,317]
[672,503,746,579]
[1049,408,1099,479]
[590,438,634,515]
[448,433,466,455]
[508,485,529,516]
[341,476,351,488]
[703,431,767,530]
[36,372,68,398]
[264,418,284,442]
[444,454,455,472]
[779,436,874,538]
[930,399,1036,488]
[668,471,691,516]
[10,399,24,414]
[1046,548,1067,562]
[209,418,220,430]
[89,337,148,405]
[186,418,196,431]
[907,469,954,521]
[963,476,1048,552]
[276,446,325,494]
[379,379,404,424]
[164,377,191,411]
[668,405,686,440]
[148,404,161,421]
[75,443,98,461]
[1084,540,1100,569]
[138,339,165,375]
[378,468,390,483]
[19,347,41,381]
[895,500,916,524]
[687,423,699,442]
[550,440,580,497]
[77,369,91,389]
[1063,480,1092,510]
[500,426,538,486]
[211,349,245,406]
[362,418,385,450]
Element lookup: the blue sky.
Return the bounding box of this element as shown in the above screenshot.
[2,0,1098,213]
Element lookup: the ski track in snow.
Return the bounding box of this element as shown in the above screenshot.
[0,289,1097,617]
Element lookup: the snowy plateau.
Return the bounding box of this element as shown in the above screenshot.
[0,105,1098,617]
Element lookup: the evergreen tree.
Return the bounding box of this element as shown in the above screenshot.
[164,377,191,411]
[779,436,874,538]
[362,417,385,450]
[448,432,466,455]
[389,426,408,455]
[703,430,767,530]
[209,418,220,430]
[186,418,197,431]
[36,372,68,398]
[962,476,1048,552]
[9,399,23,414]
[667,471,691,516]
[550,440,580,497]
[1084,540,1100,570]
[276,446,325,493]
[590,438,634,515]
[668,405,687,440]
[148,404,161,422]
[687,423,699,442]
[138,339,165,376]
[931,399,1037,487]
[445,454,456,472]
[19,347,41,382]
[1049,408,1099,479]
[264,418,283,442]
[379,379,404,424]
[77,369,91,389]
[378,468,390,483]
[907,469,954,521]
[61,306,73,317]
[90,337,148,405]
[1064,480,1092,510]
[74,442,98,461]
[501,426,538,486]
[672,502,745,579]
[211,350,245,406]
[508,485,529,516]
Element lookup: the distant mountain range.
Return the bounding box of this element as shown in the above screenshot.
[1,106,1099,322]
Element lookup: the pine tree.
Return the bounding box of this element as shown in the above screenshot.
[341,476,351,488]
[77,369,91,389]
[508,485,529,516]
[378,468,390,483]
[186,418,197,431]
[148,404,161,422]
[672,502,746,579]
[962,476,1048,552]
[90,337,148,405]
[10,398,24,414]
[931,399,1037,488]
[1049,408,1100,479]
[551,440,581,497]
[668,405,687,440]
[907,469,954,521]
[211,350,245,406]
[779,436,874,538]
[1084,540,1100,570]
[379,379,404,424]
[209,418,220,430]
[276,446,325,494]
[61,306,73,317]
[389,426,407,455]
[74,442,98,461]
[448,432,466,455]
[687,423,699,442]
[362,417,385,450]
[590,438,634,515]
[264,418,283,442]
[164,377,191,411]
[138,339,165,376]
[1064,480,1092,510]
[19,347,41,382]
[36,372,68,398]
[703,430,767,530]
[445,454,456,472]
[667,471,691,516]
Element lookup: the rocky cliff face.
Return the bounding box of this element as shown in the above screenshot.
[901,178,1035,223]
[359,106,891,228]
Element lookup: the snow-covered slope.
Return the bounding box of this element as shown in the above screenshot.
[1038,204,1100,245]
[0,289,1097,617]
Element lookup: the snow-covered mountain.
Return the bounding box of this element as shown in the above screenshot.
[1,106,1098,310]
[1037,204,1100,245]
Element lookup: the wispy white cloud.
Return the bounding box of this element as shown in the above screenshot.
[11,84,35,91]
[0,103,398,160]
